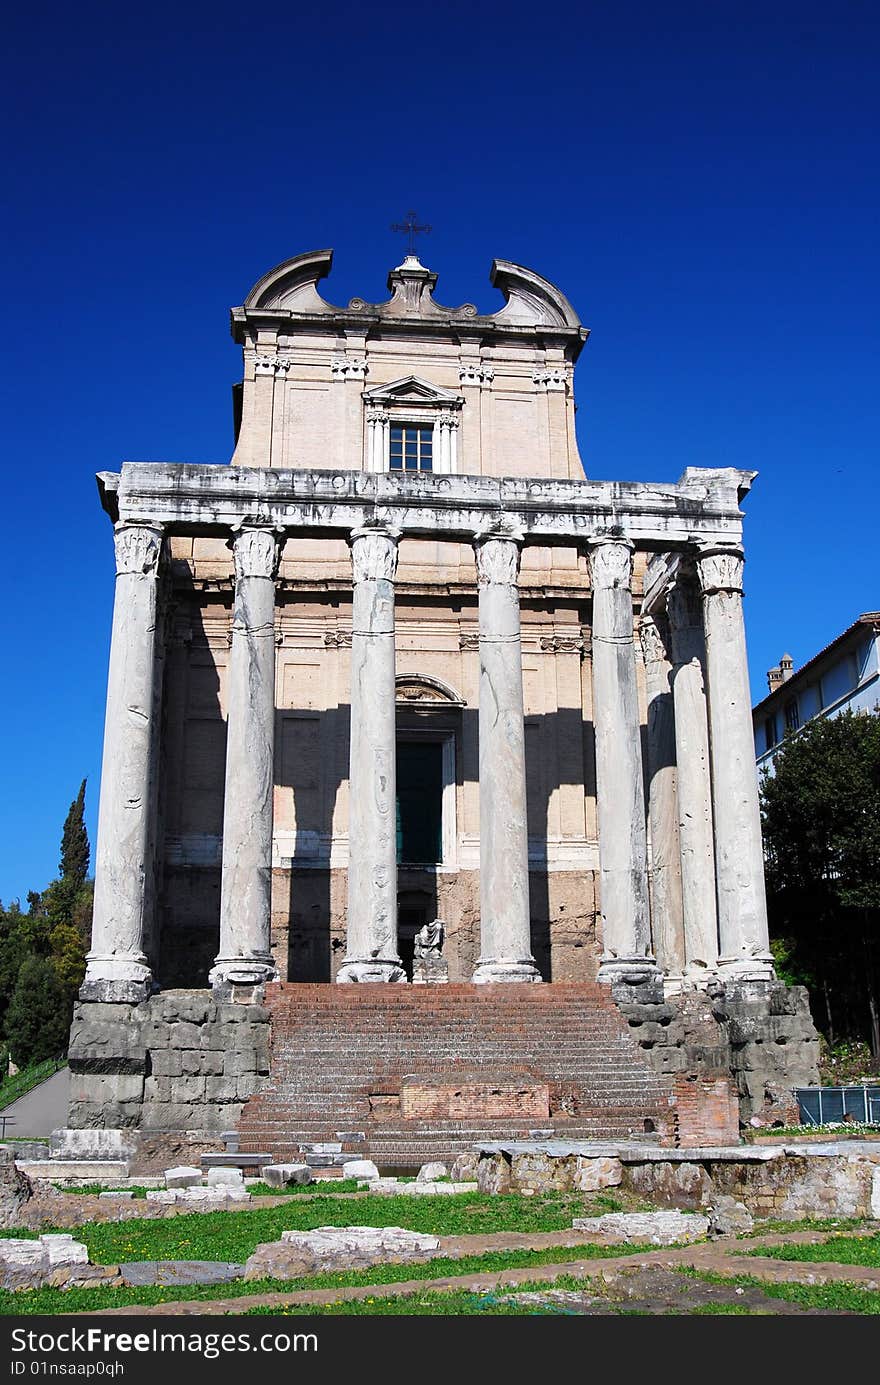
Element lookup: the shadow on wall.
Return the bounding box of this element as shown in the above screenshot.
[154,590,602,987]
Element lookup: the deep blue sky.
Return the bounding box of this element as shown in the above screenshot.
[2,1,877,903]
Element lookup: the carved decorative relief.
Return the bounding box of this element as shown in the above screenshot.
[458,364,494,386]
[532,367,567,392]
[331,355,368,379]
[540,634,585,654]
[474,533,523,586]
[113,524,163,577]
[254,355,290,376]
[459,632,480,650]
[231,528,281,581]
[696,546,745,596]
[350,527,400,583]
[588,539,633,591]
[638,615,670,666]
[324,630,353,647]
[365,406,390,425]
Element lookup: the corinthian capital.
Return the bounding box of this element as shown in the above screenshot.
[113,524,164,577]
[696,545,745,596]
[638,614,669,666]
[588,537,634,591]
[474,527,523,586]
[349,526,401,583]
[231,527,281,581]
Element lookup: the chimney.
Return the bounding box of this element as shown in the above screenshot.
[780,653,794,682]
[767,663,783,692]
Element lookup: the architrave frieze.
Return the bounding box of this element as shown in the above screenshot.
[99,465,752,551]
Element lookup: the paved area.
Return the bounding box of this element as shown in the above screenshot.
[0,1069,69,1138]
[89,1225,880,1315]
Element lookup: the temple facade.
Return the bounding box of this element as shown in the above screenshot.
[67,250,819,1157]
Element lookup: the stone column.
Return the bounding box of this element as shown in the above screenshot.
[472,529,540,983]
[588,538,658,984]
[337,526,406,983]
[210,527,281,989]
[696,546,774,981]
[667,573,719,981]
[82,523,164,1003]
[639,614,685,983]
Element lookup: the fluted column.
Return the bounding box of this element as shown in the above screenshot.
[667,572,719,981]
[639,614,685,983]
[82,523,164,1003]
[589,538,658,984]
[337,526,406,983]
[472,528,540,983]
[210,527,281,989]
[696,545,774,981]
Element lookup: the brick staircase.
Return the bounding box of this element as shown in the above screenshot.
[237,982,677,1169]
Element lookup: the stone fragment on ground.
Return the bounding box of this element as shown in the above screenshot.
[165,1166,202,1189]
[708,1195,755,1236]
[450,1154,479,1182]
[146,1186,250,1205]
[120,1261,245,1287]
[206,1166,245,1188]
[417,1161,448,1182]
[244,1225,441,1281]
[342,1159,379,1181]
[572,1156,623,1192]
[572,1210,709,1245]
[362,1178,477,1195]
[0,1234,90,1291]
[262,1163,312,1188]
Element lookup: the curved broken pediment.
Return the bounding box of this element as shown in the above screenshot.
[489,260,582,329]
[243,249,338,314]
[395,674,465,707]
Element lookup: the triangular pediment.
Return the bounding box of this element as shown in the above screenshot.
[363,375,462,406]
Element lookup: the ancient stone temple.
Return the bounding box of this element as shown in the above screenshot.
[68,248,819,1161]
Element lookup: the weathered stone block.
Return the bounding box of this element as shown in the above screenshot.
[416,1162,448,1183]
[572,1210,709,1245]
[165,1166,202,1189]
[342,1159,379,1181]
[572,1156,623,1192]
[476,1153,512,1195]
[262,1164,311,1188]
[244,1226,440,1280]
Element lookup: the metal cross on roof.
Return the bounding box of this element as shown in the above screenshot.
[390,210,431,255]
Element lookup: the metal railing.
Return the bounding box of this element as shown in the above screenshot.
[795,1085,880,1125]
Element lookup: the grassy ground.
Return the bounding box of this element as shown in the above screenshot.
[0,1241,652,1316]
[0,1191,615,1264]
[680,1267,880,1314]
[0,1058,66,1111]
[746,1233,880,1267]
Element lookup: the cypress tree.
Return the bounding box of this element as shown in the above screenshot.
[59,780,89,888]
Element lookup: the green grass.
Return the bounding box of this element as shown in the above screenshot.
[0,1058,67,1111]
[678,1266,880,1314]
[745,1122,880,1139]
[0,1191,598,1265]
[745,1216,868,1237]
[247,1291,562,1315]
[746,1233,880,1268]
[0,1240,652,1316]
[52,1184,149,1199]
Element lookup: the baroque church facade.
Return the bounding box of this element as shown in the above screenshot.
[67,249,819,1159]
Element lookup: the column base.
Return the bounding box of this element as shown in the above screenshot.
[209,957,279,990]
[79,955,152,1004]
[597,956,662,986]
[683,960,723,990]
[717,954,776,984]
[472,959,542,984]
[336,959,408,984]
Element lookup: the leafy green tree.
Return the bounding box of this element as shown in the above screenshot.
[60,780,89,888]
[4,956,69,1066]
[761,708,880,1061]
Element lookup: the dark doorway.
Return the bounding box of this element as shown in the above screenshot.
[396,740,443,865]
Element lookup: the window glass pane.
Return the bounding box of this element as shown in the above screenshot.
[390,428,402,442]
[405,456,417,470]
